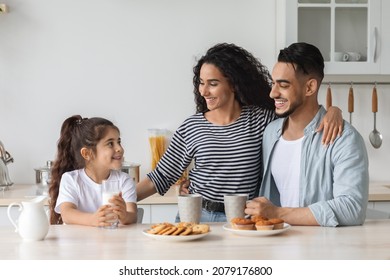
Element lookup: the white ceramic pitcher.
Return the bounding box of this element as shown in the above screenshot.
[7,196,49,241]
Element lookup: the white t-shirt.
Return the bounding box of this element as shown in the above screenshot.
[270,136,303,207]
[55,169,137,214]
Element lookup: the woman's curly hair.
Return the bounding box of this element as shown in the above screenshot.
[193,43,274,113]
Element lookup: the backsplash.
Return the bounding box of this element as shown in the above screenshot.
[318,82,389,181]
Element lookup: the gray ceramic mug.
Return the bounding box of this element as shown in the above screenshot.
[177,194,202,223]
[224,194,248,223]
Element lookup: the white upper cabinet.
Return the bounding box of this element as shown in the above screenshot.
[277,0,389,75]
[380,0,390,74]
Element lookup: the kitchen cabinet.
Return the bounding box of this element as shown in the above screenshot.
[380,0,390,73]
[0,207,17,227]
[138,205,151,223]
[137,204,178,224]
[366,202,390,219]
[276,0,389,75]
[150,204,178,223]
[371,201,390,212]
[1,205,178,226]
[0,206,49,227]
[0,204,177,226]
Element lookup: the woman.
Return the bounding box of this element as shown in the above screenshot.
[136,43,342,222]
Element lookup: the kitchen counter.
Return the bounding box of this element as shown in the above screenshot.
[366,182,390,201]
[1,183,390,206]
[1,219,389,259]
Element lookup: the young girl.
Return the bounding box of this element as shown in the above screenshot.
[49,115,137,226]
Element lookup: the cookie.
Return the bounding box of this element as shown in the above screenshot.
[147,224,167,234]
[163,226,178,235]
[172,227,186,236]
[177,222,195,228]
[179,227,193,236]
[151,222,173,228]
[157,226,174,235]
[192,224,210,234]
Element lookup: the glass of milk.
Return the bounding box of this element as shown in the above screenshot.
[101,180,120,229]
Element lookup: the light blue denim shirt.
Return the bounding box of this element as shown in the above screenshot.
[259,106,369,227]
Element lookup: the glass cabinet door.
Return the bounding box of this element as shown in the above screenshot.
[283,0,381,74]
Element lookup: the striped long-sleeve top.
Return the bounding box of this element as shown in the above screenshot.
[147,105,276,203]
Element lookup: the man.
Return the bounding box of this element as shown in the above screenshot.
[245,42,369,226]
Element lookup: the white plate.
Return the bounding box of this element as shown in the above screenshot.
[142,230,210,242]
[223,223,291,237]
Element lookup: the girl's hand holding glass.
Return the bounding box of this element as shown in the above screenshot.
[101,180,120,229]
[94,205,113,228]
[109,192,128,224]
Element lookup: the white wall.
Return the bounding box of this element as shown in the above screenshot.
[0,0,277,184]
[0,0,389,185]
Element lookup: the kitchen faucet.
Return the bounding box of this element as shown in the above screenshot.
[0,140,13,189]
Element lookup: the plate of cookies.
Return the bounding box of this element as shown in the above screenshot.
[142,222,210,242]
[223,216,290,237]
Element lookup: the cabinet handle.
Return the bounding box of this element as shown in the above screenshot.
[372,27,378,63]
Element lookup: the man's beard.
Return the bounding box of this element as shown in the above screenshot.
[276,108,294,118]
[275,99,303,118]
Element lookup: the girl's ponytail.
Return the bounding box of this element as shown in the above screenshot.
[49,115,83,224]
